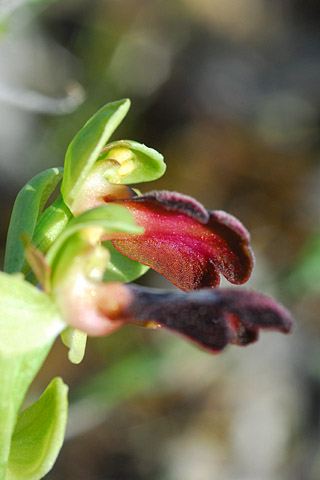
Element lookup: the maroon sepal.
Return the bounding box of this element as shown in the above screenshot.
[123,285,293,352]
[103,191,254,291]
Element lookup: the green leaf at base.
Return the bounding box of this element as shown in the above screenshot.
[7,378,68,480]
[0,272,65,479]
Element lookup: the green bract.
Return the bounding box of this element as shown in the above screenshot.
[61,99,131,211]
[98,139,166,185]
[4,168,63,275]
[7,378,68,480]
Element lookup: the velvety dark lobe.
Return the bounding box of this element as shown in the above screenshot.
[123,285,293,352]
[105,191,254,291]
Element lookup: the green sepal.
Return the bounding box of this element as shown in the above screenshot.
[4,168,63,274]
[61,99,130,211]
[46,204,143,276]
[103,241,149,283]
[7,378,68,480]
[99,139,166,184]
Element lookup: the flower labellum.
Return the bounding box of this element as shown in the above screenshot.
[104,191,254,291]
[121,285,293,352]
[52,274,293,353]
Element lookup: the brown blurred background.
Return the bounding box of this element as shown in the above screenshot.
[1,0,320,478]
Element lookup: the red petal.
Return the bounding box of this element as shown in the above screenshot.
[104,191,254,291]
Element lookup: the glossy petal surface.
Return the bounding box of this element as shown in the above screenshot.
[124,286,293,353]
[105,191,254,291]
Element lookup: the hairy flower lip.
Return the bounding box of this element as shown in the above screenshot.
[120,285,293,353]
[130,190,210,223]
[103,190,254,291]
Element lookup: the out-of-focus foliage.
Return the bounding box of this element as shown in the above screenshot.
[1,0,320,479]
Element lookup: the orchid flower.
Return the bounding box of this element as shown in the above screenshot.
[18,98,291,363]
[5,98,293,358]
[1,99,293,480]
[34,205,292,354]
[59,99,254,292]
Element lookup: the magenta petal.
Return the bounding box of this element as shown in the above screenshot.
[104,191,254,291]
[123,285,293,353]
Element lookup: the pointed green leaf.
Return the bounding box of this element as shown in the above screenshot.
[103,241,149,283]
[4,168,63,274]
[99,140,166,185]
[61,99,131,211]
[7,378,68,480]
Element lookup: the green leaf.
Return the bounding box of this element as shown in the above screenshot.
[0,272,65,478]
[0,272,64,356]
[0,350,51,480]
[46,204,143,273]
[103,241,149,283]
[99,140,166,185]
[61,99,131,211]
[4,168,63,274]
[7,378,68,480]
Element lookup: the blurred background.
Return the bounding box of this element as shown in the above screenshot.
[1,0,320,478]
